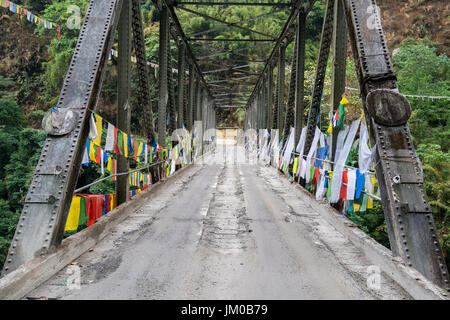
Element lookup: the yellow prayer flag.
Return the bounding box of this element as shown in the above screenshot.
[340,96,349,105]
[89,141,96,161]
[65,196,81,231]
[293,157,299,175]
[106,156,112,173]
[327,120,333,135]
[137,142,143,161]
[123,132,128,157]
[92,114,103,147]
[367,197,373,209]
[110,194,115,210]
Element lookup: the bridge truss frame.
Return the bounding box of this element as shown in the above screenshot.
[2,0,448,292]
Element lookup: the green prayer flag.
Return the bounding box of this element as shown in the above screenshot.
[326,178,332,198]
[117,130,124,155]
[336,104,346,130]
[78,196,88,227]
[360,194,368,212]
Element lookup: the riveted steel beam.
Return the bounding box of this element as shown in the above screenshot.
[330,0,347,163]
[117,0,131,206]
[343,0,449,291]
[131,0,156,144]
[267,63,274,130]
[187,64,194,131]
[294,12,306,147]
[276,44,286,139]
[175,2,293,6]
[2,0,124,275]
[177,43,186,128]
[303,0,335,155]
[158,4,170,146]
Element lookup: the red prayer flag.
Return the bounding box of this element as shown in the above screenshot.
[340,170,348,200]
[95,146,101,164]
[313,167,320,185]
[56,24,60,43]
[113,127,121,155]
[85,195,105,226]
[112,158,117,181]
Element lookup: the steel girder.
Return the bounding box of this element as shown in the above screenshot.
[188,64,195,131]
[282,39,298,147]
[2,0,125,274]
[131,0,156,144]
[276,44,286,139]
[342,0,449,290]
[303,0,335,156]
[177,43,186,128]
[158,4,170,146]
[330,0,347,162]
[294,12,306,147]
[267,63,274,130]
[117,0,131,206]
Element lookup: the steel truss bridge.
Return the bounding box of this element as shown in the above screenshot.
[0,0,448,298]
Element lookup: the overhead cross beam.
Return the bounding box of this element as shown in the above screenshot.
[188,38,275,42]
[177,6,277,40]
[187,8,289,38]
[197,42,273,59]
[246,0,317,107]
[202,62,264,74]
[175,2,293,7]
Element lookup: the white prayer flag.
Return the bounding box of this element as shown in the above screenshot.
[329,119,361,203]
[346,169,357,201]
[104,122,115,151]
[88,114,98,140]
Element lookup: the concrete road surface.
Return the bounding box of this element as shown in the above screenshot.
[27,144,410,300]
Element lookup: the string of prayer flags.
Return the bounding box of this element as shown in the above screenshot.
[2,1,61,40]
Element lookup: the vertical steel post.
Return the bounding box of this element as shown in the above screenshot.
[283,39,298,146]
[294,12,306,147]
[168,41,177,135]
[267,63,274,131]
[303,0,335,155]
[188,63,194,131]
[277,44,286,141]
[116,0,131,206]
[330,0,347,162]
[158,4,169,147]
[177,42,186,128]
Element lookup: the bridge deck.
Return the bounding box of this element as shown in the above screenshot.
[27,145,410,300]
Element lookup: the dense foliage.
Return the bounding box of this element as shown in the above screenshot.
[0,1,448,273]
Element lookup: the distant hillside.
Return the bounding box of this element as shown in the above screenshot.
[378,0,449,56]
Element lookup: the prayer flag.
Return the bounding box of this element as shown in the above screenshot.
[65,196,82,231]
[92,113,103,147]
